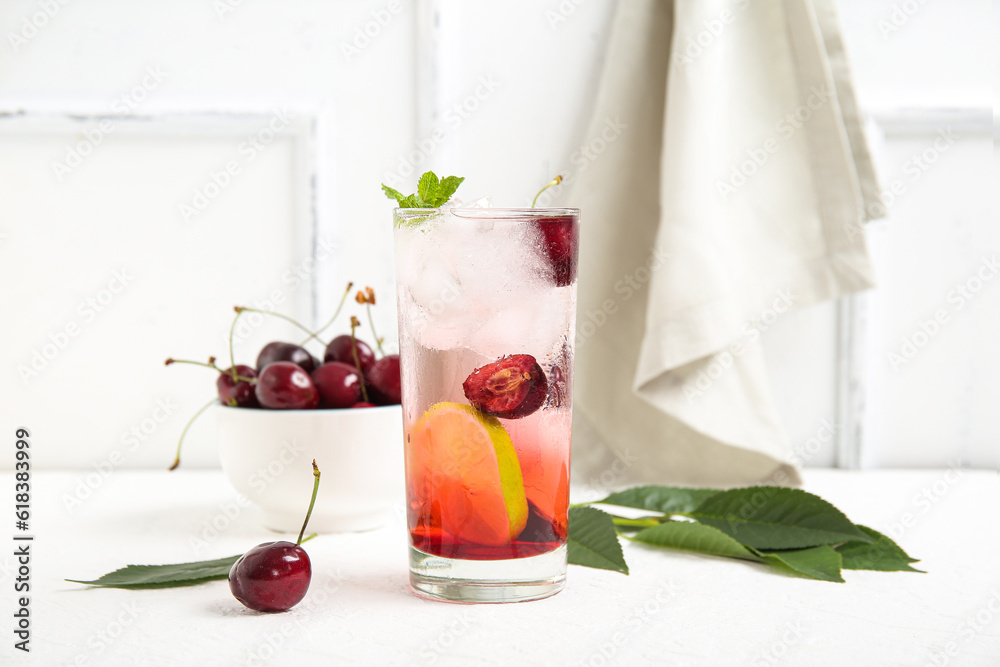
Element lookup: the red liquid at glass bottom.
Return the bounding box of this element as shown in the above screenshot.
[409,500,566,560]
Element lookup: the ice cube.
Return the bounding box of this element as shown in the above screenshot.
[467,286,572,363]
[397,208,561,354]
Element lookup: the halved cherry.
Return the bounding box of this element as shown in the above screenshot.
[462,354,548,419]
[536,216,578,287]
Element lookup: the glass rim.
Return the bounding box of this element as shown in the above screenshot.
[393,207,580,218]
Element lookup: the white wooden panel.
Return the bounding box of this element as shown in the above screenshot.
[834,0,991,109]
[411,0,618,205]
[862,133,998,468]
[0,118,311,469]
[760,303,840,468]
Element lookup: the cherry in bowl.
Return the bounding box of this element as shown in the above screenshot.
[311,362,362,409]
[255,362,320,410]
[256,342,317,374]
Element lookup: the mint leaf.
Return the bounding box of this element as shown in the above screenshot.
[67,554,240,589]
[417,171,439,204]
[754,546,845,583]
[383,171,464,209]
[568,507,629,574]
[598,486,719,515]
[434,176,465,205]
[836,526,923,572]
[688,487,872,549]
[382,184,407,205]
[630,520,763,562]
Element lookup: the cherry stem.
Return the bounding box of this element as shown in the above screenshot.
[300,532,317,545]
[168,397,217,471]
[365,303,385,357]
[164,358,256,383]
[237,307,326,347]
[611,517,661,528]
[350,317,370,402]
[304,281,354,346]
[227,309,243,382]
[531,174,563,208]
[296,460,321,546]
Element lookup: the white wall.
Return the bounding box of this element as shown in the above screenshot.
[1,0,415,469]
[835,0,997,469]
[1,0,994,471]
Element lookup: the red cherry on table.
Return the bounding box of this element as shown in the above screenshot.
[255,362,320,409]
[216,365,259,408]
[367,354,401,405]
[536,216,578,287]
[256,342,317,373]
[351,402,376,408]
[229,460,321,613]
[323,335,376,373]
[462,354,548,419]
[228,541,311,613]
[311,362,362,409]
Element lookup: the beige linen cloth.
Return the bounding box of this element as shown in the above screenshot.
[564,0,882,488]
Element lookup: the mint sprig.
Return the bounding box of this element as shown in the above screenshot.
[382,171,465,208]
[569,486,922,582]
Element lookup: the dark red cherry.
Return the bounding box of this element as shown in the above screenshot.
[536,216,578,287]
[323,335,376,373]
[517,500,561,544]
[311,362,362,409]
[255,362,320,409]
[256,342,317,373]
[463,354,547,419]
[228,541,311,612]
[351,402,376,408]
[367,354,401,405]
[216,365,259,408]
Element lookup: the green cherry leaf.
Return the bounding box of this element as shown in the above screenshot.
[630,520,763,561]
[836,526,924,572]
[597,486,720,515]
[67,554,241,590]
[568,507,629,574]
[688,487,872,549]
[753,546,846,583]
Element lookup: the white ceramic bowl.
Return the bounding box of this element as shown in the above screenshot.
[216,403,403,533]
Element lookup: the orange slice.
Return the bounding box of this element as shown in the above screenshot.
[406,402,528,546]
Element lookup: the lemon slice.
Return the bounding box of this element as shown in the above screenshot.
[407,402,528,546]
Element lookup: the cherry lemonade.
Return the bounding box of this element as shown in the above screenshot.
[394,206,579,602]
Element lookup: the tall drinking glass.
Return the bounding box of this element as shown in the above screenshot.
[392,207,579,603]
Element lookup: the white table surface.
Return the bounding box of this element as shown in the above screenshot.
[3,469,998,667]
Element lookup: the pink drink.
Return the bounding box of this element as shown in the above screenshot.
[393,207,579,602]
